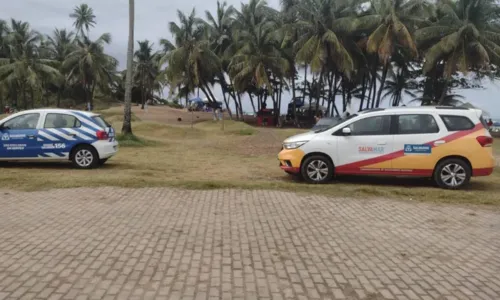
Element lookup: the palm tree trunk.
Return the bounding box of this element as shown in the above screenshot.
[370,60,378,109]
[23,86,27,110]
[221,91,232,119]
[141,86,146,109]
[326,72,333,117]
[291,73,297,123]
[331,73,339,116]
[302,65,308,98]
[248,92,256,114]
[438,79,449,105]
[122,0,134,135]
[315,68,324,115]
[376,63,389,107]
[359,73,367,111]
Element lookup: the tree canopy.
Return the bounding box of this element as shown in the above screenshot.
[0,0,498,120]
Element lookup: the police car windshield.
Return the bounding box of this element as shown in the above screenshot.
[314,114,358,133]
[92,116,111,128]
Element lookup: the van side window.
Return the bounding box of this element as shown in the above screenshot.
[44,114,81,129]
[440,115,475,131]
[348,115,391,136]
[396,114,439,134]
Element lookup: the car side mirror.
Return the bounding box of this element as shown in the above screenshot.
[342,127,351,135]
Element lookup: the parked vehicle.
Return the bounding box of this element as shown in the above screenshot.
[0,109,118,168]
[311,117,342,131]
[278,106,494,189]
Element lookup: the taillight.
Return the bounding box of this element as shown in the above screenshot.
[476,136,493,147]
[96,130,109,140]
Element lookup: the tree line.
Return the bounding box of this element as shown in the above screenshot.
[1,0,499,123]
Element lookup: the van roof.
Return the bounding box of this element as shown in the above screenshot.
[360,106,478,114]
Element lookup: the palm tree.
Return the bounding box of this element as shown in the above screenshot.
[46,28,75,107]
[122,0,134,135]
[134,40,158,109]
[69,4,96,38]
[63,33,118,109]
[415,0,500,103]
[203,1,238,118]
[290,0,357,116]
[162,9,221,105]
[0,20,60,109]
[354,0,431,107]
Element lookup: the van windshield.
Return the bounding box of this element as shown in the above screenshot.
[314,114,358,133]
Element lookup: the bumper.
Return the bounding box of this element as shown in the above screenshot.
[278,148,305,174]
[94,140,119,159]
[472,167,494,176]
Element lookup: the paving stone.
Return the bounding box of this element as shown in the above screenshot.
[0,187,499,300]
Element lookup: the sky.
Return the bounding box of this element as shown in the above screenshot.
[2,0,499,119]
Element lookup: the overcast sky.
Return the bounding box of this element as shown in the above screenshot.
[2,0,499,118]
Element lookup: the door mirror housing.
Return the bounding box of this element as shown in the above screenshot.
[342,127,352,135]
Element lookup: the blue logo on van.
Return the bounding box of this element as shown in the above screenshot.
[404,144,431,155]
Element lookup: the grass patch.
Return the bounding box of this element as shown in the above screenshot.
[116,134,156,147]
[0,108,499,205]
[236,128,256,136]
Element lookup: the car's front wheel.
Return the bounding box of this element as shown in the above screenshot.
[71,145,99,169]
[300,155,334,184]
[433,158,471,189]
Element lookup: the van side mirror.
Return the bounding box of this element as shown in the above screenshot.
[342,127,351,135]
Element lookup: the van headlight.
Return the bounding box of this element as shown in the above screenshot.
[283,141,307,149]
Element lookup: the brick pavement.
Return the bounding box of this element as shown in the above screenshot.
[0,187,499,300]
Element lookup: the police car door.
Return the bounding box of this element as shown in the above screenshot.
[38,113,85,158]
[0,113,41,158]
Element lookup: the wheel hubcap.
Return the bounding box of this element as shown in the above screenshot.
[75,149,93,167]
[440,163,466,187]
[306,160,329,181]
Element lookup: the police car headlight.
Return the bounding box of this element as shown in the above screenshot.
[283,141,307,150]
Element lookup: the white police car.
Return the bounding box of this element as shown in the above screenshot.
[0,109,118,168]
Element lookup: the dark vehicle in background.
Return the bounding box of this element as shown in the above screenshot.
[490,121,500,137]
[311,117,342,131]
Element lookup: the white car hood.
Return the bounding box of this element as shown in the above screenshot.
[283,131,317,143]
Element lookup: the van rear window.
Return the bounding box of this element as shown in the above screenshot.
[439,115,475,131]
[479,115,490,129]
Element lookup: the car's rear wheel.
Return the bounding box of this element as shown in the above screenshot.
[433,158,471,189]
[300,155,334,184]
[71,145,99,169]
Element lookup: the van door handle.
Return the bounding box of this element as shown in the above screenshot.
[27,135,35,139]
[434,140,445,146]
[377,142,387,145]
[68,133,76,137]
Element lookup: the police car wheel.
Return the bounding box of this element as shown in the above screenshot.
[434,158,471,190]
[71,145,99,169]
[300,155,333,184]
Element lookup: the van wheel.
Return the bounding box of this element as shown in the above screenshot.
[434,158,471,189]
[71,145,99,169]
[301,155,333,184]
